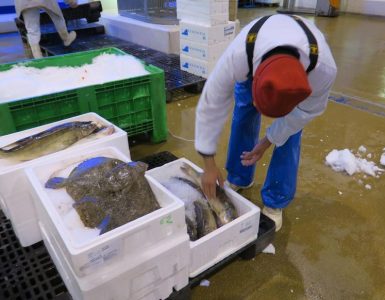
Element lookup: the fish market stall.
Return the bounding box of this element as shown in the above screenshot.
[0,112,129,246]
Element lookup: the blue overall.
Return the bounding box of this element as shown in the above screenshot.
[225,79,302,209]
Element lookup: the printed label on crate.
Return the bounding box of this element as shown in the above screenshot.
[181,61,208,76]
[181,28,207,41]
[160,214,174,225]
[239,219,253,234]
[79,241,121,272]
[224,24,236,36]
[181,45,207,59]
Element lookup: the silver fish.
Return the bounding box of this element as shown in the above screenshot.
[194,199,218,239]
[0,121,105,161]
[165,176,218,240]
[180,162,238,226]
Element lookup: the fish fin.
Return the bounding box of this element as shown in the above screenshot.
[72,157,112,177]
[97,215,111,235]
[45,177,66,189]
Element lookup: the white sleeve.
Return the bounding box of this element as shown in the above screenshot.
[194,51,237,155]
[266,64,337,147]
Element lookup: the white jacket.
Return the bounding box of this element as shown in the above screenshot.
[15,0,77,17]
[195,14,337,155]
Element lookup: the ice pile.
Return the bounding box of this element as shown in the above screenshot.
[0,53,149,103]
[325,148,384,176]
[381,148,385,166]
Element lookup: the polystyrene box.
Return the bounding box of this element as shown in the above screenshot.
[40,222,189,300]
[26,146,187,278]
[180,54,217,79]
[0,112,130,247]
[180,39,230,61]
[179,21,236,45]
[177,0,229,15]
[146,158,261,278]
[177,11,228,26]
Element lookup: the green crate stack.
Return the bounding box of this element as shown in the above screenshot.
[0,48,167,143]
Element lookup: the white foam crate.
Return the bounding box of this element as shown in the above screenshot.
[177,0,229,15]
[178,10,228,26]
[25,146,187,278]
[179,21,236,45]
[0,112,130,247]
[180,39,230,61]
[40,222,189,300]
[180,54,217,79]
[146,158,261,278]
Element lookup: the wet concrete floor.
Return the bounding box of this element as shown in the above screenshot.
[1,8,385,300]
[130,10,385,300]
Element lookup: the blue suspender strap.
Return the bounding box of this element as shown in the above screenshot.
[246,15,272,78]
[290,15,319,73]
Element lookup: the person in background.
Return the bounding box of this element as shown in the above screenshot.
[195,14,337,231]
[15,0,78,59]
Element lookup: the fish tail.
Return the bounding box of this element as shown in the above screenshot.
[97,215,111,235]
[45,177,66,189]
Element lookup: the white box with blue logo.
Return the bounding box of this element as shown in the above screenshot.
[180,54,217,78]
[180,39,231,61]
[179,21,236,45]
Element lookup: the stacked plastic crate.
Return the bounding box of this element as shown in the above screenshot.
[177,0,237,78]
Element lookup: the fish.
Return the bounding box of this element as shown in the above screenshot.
[194,199,218,239]
[161,175,219,240]
[0,121,110,162]
[45,157,160,234]
[186,215,198,241]
[180,162,238,226]
[162,176,202,240]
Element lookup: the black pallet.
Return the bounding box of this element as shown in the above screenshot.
[0,213,68,300]
[238,0,280,8]
[0,151,275,300]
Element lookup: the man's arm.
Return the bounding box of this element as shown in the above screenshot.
[194,46,239,198]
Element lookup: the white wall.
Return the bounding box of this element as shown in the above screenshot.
[341,0,385,16]
[295,0,317,8]
[285,0,385,16]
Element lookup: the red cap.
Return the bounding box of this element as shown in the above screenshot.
[252,54,312,118]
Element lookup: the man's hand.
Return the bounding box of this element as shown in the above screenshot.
[240,136,272,166]
[201,156,224,199]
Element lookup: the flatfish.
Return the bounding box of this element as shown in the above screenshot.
[45,157,160,234]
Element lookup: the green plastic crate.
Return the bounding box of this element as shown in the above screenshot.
[0,48,167,143]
